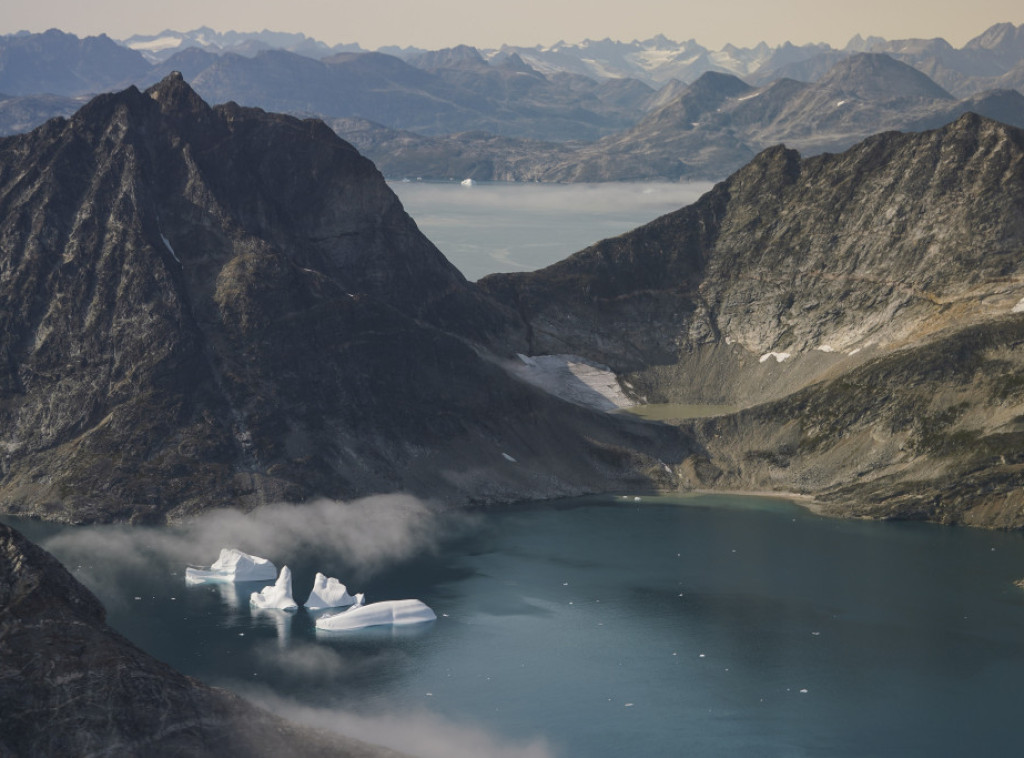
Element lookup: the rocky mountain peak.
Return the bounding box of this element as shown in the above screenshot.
[818,52,954,100]
[0,81,681,523]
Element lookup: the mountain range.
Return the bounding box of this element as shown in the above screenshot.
[3,24,1024,181]
[1,76,1023,529]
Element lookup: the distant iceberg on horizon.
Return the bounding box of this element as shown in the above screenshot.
[314,598,436,631]
[185,548,277,584]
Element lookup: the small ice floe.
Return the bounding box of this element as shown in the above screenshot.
[304,572,359,610]
[250,566,298,611]
[460,178,475,187]
[759,351,791,364]
[315,599,436,632]
[185,548,277,584]
[502,452,517,463]
[1012,297,1024,313]
[799,688,809,694]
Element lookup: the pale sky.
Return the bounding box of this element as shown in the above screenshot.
[3,0,1022,51]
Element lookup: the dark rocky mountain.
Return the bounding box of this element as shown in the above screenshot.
[0,520,403,756]
[480,113,1024,527]
[0,29,151,96]
[0,74,686,524]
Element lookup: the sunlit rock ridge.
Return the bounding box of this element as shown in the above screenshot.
[482,114,1024,527]
[0,74,685,524]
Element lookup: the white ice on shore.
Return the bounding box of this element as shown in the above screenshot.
[185,548,277,584]
[314,599,436,631]
[509,353,634,411]
[304,572,359,610]
[759,351,791,364]
[250,565,298,611]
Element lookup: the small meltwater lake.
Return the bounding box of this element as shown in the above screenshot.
[7,493,1024,757]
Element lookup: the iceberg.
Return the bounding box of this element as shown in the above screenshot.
[304,572,359,610]
[249,565,298,611]
[185,548,277,584]
[314,599,436,632]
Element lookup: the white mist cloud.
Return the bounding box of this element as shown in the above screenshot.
[244,689,557,758]
[42,494,470,597]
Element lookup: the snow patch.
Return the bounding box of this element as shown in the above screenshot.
[1011,297,1024,313]
[759,351,792,364]
[160,233,181,264]
[315,599,436,632]
[502,452,517,463]
[835,100,848,107]
[848,348,862,356]
[127,36,183,53]
[510,354,634,411]
[815,345,835,353]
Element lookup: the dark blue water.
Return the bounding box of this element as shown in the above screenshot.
[7,494,1024,757]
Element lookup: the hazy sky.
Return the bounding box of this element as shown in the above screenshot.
[3,0,1022,51]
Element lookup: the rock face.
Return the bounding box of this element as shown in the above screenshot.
[481,114,1024,527]
[0,521,403,757]
[0,74,688,523]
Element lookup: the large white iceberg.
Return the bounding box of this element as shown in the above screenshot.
[314,599,436,631]
[185,548,277,584]
[304,572,360,610]
[249,565,298,611]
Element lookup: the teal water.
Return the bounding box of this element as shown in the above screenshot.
[7,494,1024,757]
[389,181,713,281]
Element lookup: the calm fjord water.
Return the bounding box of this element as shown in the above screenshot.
[389,180,713,281]
[8,494,1024,757]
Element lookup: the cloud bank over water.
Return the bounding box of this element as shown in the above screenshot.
[244,689,556,758]
[43,494,468,599]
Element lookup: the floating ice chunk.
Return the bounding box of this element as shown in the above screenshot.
[1012,297,1024,313]
[460,178,475,187]
[304,572,358,610]
[315,599,436,632]
[250,566,298,611]
[759,351,791,364]
[185,548,277,584]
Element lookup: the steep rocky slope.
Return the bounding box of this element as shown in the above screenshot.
[481,114,1024,526]
[0,74,687,524]
[0,521,404,756]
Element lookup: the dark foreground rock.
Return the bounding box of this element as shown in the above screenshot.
[0,521,404,757]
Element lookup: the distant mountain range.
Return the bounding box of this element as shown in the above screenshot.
[1,23,1024,181]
